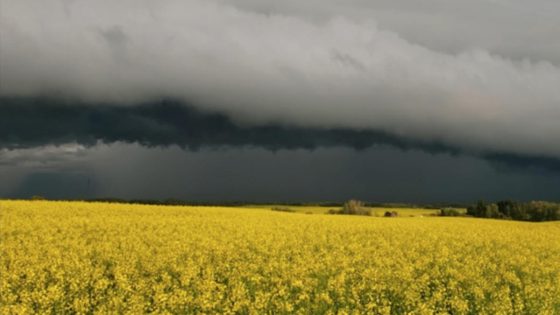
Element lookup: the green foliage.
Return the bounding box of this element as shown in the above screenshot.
[467,200,560,221]
[329,200,371,216]
[439,208,463,217]
[270,207,296,213]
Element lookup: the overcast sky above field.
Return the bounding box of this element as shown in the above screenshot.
[1,0,559,202]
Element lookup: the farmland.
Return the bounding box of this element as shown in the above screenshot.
[1,200,559,314]
[249,204,449,216]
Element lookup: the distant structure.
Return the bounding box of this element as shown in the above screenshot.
[384,211,398,217]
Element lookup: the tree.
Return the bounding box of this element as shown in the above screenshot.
[331,200,371,216]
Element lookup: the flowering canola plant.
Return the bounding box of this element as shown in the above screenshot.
[1,200,559,314]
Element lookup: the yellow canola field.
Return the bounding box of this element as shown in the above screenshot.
[246,205,445,216]
[1,200,559,314]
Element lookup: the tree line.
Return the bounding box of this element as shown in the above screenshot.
[467,200,560,222]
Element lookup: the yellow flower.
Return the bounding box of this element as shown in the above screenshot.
[1,200,559,314]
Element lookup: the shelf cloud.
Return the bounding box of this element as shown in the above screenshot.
[1,97,559,172]
[1,0,560,168]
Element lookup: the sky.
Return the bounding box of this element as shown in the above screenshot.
[1,0,559,203]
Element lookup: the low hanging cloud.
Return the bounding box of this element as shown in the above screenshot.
[1,97,559,172]
[0,97,457,154]
[1,0,560,160]
[0,143,88,168]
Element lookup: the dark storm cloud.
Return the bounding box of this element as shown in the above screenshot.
[1,0,560,160]
[9,172,95,199]
[5,145,560,202]
[484,154,560,173]
[1,97,559,172]
[0,97,457,153]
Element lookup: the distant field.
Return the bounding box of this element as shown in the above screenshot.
[1,200,559,314]
[251,204,457,216]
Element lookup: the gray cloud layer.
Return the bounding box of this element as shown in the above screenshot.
[4,144,560,202]
[1,97,559,172]
[1,0,560,159]
[221,0,560,64]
